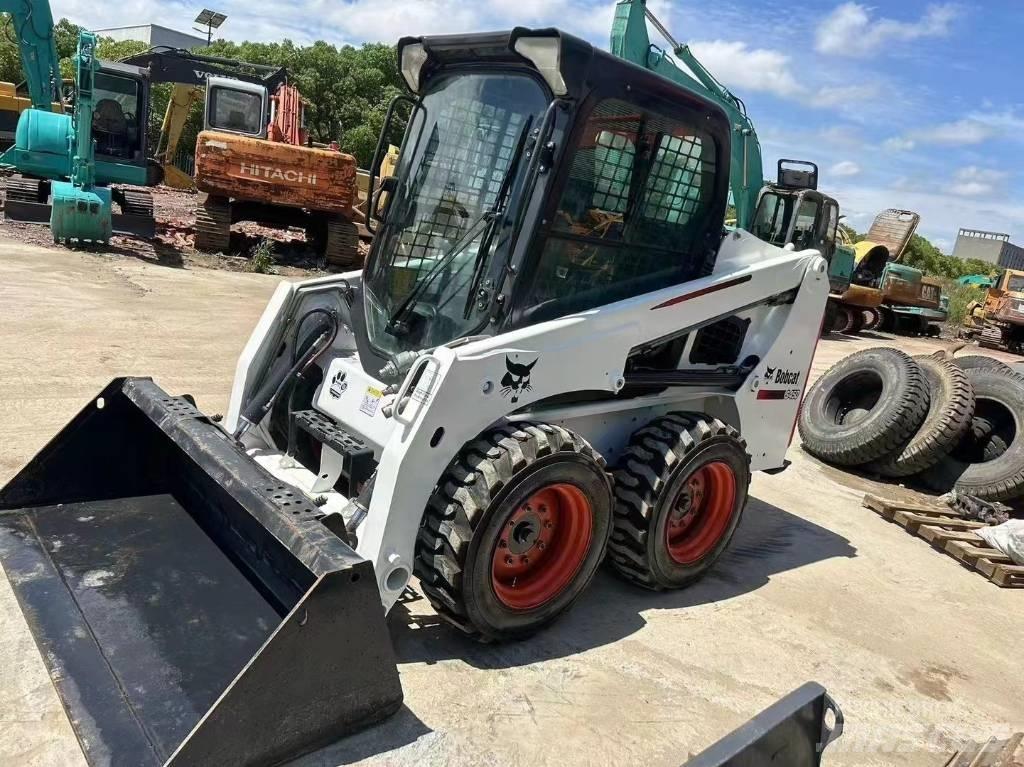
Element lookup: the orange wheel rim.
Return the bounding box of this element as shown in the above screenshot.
[665,461,736,565]
[491,483,593,610]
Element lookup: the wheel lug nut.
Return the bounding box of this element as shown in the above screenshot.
[505,556,514,565]
[522,556,529,564]
[539,505,547,513]
[499,540,507,548]
[544,522,553,529]
[537,541,545,550]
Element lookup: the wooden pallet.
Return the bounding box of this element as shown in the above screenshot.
[862,494,1024,588]
[944,733,1024,766]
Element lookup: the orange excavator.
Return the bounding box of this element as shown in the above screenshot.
[125,48,361,267]
[193,75,360,266]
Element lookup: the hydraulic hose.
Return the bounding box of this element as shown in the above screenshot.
[233,308,338,440]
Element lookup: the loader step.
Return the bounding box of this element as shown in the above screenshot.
[293,408,375,495]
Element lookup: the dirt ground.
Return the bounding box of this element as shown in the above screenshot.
[0,235,1021,767]
[0,175,366,276]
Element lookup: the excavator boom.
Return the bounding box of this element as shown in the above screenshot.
[0,0,61,110]
[611,0,763,229]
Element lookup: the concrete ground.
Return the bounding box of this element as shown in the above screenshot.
[0,237,1021,767]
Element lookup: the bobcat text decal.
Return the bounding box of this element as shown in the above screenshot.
[758,366,803,401]
[239,163,318,185]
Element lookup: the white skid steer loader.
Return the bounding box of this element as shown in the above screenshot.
[0,26,829,767]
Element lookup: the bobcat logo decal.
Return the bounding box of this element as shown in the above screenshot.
[765,366,777,380]
[501,356,538,404]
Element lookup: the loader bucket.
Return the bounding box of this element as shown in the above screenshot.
[0,378,402,767]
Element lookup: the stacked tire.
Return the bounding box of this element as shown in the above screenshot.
[798,348,1024,502]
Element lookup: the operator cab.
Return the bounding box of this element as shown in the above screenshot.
[205,76,269,139]
[359,28,731,379]
[91,61,150,167]
[752,160,839,261]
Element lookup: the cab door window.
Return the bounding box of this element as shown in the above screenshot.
[521,98,720,321]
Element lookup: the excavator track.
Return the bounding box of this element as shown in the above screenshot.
[4,175,46,204]
[323,215,361,269]
[120,189,154,219]
[195,195,232,253]
[109,188,156,239]
[979,323,1007,350]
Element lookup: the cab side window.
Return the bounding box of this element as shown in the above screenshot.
[521,98,719,321]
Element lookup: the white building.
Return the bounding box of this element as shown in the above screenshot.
[94,24,207,50]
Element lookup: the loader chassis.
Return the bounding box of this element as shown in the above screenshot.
[226,30,829,629]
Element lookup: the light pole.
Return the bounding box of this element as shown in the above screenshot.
[193,9,227,47]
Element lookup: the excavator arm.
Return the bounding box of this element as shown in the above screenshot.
[0,0,61,110]
[611,0,763,230]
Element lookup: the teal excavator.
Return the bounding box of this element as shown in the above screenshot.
[612,0,861,333]
[0,0,159,242]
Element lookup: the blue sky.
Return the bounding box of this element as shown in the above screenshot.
[57,0,1023,251]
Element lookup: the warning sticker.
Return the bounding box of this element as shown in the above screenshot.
[411,366,438,406]
[359,386,383,417]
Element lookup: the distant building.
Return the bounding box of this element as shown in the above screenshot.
[93,24,207,50]
[952,228,1024,270]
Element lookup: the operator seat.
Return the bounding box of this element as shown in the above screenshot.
[93,99,128,157]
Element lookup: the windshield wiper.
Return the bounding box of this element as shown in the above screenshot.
[386,117,535,335]
[461,117,534,320]
[384,211,493,335]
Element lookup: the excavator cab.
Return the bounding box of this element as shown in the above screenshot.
[90,63,148,163]
[204,76,269,138]
[751,161,853,296]
[752,162,838,258]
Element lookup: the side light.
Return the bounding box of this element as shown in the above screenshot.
[514,36,567,96]
[400,43,429,93]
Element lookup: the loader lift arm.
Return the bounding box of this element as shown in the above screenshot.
[0,0,61,110]
[611,0,763,230]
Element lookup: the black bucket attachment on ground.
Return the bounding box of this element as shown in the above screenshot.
[683,682,843,766]
[0,378,402,766]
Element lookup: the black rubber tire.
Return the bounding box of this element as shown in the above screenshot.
[867,355,974,477]
[953,355,1013,373]
[414,423,612,641]
[195,194,231,253]
[877,306,895,333]
[834,305,865,335]
[914,369,1024,501]
[833,305,857,334]
[798,348,929,466]
[862,307,882,332]
[821,300,839,335]
[608,414,750,590]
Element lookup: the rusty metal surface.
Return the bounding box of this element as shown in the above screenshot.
[836,284,883,308]
[194,131,357,214]
[865,209,920,261]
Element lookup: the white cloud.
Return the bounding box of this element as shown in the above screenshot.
[830,161,861,177]
[883,136,916,151]
[815,2,959,57]
[949,166,1009,197]
[914,119,994,145]
[688,40,801,99]
[810,82,881,108]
